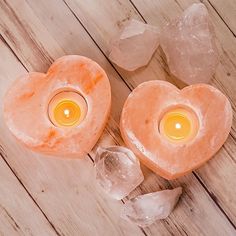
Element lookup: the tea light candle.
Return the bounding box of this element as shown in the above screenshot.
[159,108,199,143]
[48,91,87,128]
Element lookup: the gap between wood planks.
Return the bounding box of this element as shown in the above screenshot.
[206,0,236,38]
[62,0,236,230]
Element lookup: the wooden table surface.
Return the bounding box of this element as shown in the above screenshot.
[0,0,235,235]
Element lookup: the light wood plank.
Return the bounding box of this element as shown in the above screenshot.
[0,162,56,236]
[0,151,57,235]
[7,0,235,235]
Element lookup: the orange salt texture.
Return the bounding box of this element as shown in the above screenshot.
[120,80,232,180]
[3,55,111,158]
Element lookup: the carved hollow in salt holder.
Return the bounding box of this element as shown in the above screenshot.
[3,55,111,158]
[120,80,233,180]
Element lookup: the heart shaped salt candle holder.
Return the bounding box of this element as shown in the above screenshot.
[120,81,232,180]
[3,55,111,158]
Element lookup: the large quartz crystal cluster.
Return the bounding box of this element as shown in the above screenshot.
[121,187,182,227]
[109,19,159,71]
[161,3,219,84]
[95,146,144,200]
[109,3,219,84]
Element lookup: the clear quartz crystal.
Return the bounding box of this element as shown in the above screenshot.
[95,146,144,200]
[121,187,182,227]
[109,19,160,71]
[161,3,219,85]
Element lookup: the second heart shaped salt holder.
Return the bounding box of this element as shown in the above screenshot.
[120,81,232,179]
[3,55,111,158]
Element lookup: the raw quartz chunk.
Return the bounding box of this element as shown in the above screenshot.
[121,187,182,227]
[109,19,159,71]
[161,3,219,85]
[95,146,144,200]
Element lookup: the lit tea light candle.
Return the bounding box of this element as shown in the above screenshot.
[159,108,199,143]
[48,91,87,128]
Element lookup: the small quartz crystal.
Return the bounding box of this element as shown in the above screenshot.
[95,146,144,200]
[109,19,159,71]
[121,187,182,227]
[161,3,219,85]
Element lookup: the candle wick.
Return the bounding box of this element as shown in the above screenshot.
[64,109,70,118]
[175,123,181,129]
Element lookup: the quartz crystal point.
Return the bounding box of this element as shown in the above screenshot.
[121,187,182,227]
[95,146,144,200]
[109,19,159,71]
[161,3,219,85]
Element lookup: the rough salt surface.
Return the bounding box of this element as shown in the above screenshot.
[161,3,219,85]
[109,19,159,71]
[95,146,144,200]
[121,187,182,227]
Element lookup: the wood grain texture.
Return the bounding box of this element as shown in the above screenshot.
[0,0,235,235]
